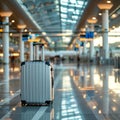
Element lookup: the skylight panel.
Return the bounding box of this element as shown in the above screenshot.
[61,14,67,18]
[54,0,59,4]
[74,9,80,14]
[61,19,67,22]
[80,9,84,14]
[61,0,69,3]
[68,8,74,12]
[85,1,88,5]
[72,15,78,19]
[77,1,84,5]
[61,11,67,14]
[61,6,67,12]
[70,0,77,4]
[55,5,59,10]
[67,4,83,8]
[67,20,76,23]
[61,2,68,6]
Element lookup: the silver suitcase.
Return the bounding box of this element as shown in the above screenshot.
[21,61,54,105]
[21,44,54,105]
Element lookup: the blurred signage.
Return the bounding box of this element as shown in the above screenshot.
[80,42,84,46]
[22,34,29,41]
[0,21,2,25]
[80,34,86,41]
[28,38,40,42]
[85,32,94,39]
[22,34,40,42]
[74,47,79,51]
[80,32,94,41]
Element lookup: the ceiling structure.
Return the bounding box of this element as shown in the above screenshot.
[20,0,89,50]
[0,0,120,50]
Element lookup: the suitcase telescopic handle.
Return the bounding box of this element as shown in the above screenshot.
[33,42,44,61]
[33,42,44,46]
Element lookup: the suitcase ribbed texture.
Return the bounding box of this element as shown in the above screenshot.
[21,61,53,105]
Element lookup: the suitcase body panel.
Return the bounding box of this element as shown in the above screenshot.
[21,61,53,105]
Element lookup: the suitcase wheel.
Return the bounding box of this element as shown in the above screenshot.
[45,100,53,105]
[21,100,26,106]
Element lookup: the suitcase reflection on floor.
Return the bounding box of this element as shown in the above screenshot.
[21,106,54,120]
[9,105,54,120]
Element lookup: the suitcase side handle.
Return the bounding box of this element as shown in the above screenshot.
[21,62,25,66]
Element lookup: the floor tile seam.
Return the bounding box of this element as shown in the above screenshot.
[0,77,20,85]
[0,90,20,105]
[0,102,20,120]
[54,70,64,89]
[32,107,48,120]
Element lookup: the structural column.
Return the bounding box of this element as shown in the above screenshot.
[103,68,109,116]
[79,47,82,57]
[90,40,94,59]
[30,42,33,60]
[87,17,97,61]
[0,11,12,64]
[29,34,35,61]
[97,0,113,60]
[90,24,94,60]
[36,45,39,60]
[3,17,9,64]
[90,66,94,87]
[33,44,40,60]
[80,28,86,56]
[83,67,87,88]
[102,10,109,59]
[0,12,12,102]
[41,44,44,61]
[20,30,24,62]
[83,41,87,56]
[17,24,26,62]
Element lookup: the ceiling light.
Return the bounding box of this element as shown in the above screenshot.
[92,17,96,20]
[10,33,13,36]
[80,28,86,32]
[98,13,102,16]
[24,29,28,32]
[52,42,54,44]
[0,11,12,17]
[17,24,26,29]
[107,1,111,4]
[42,32,46,35]
[111,13,118,19]
[118,45,120,48]
[11,20,15,23]
[112,26,116,29]
[97,0,113,10]
[87,17,97,24]
[98,110,102,114]
[12,107,16,111]
[29,32,32,35]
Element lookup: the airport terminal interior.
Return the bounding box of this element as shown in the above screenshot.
[0,0,120,120]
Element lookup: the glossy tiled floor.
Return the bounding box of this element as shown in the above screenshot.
[0,61,120,120]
